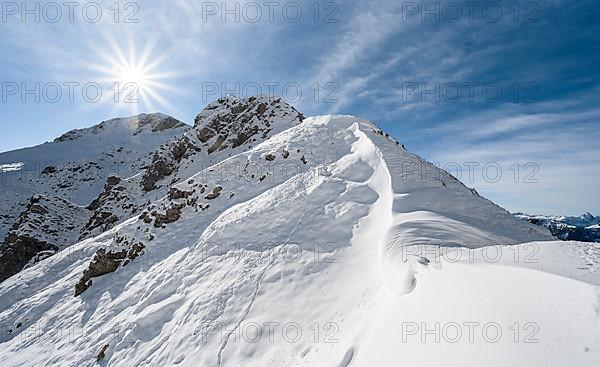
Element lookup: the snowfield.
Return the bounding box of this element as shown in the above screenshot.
[0,106,598,366]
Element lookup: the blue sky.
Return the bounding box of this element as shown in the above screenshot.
[1,0,599,215]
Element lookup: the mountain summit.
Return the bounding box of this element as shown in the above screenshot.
[0,97,598,366]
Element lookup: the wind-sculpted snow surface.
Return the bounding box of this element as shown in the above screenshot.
[0,110,598,367]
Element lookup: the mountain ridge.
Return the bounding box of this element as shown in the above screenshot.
[515,212,600,242]
[0,113,189,281]
[1,97,598,367]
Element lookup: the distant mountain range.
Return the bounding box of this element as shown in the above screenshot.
[514,212,600,242]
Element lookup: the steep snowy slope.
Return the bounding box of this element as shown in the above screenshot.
[80,96,305,239]
[0,113,188,242]
[0,114,188,283]
[3,108,594,367]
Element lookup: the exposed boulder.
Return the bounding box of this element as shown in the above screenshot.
[0,237,59,283]
[153,204,185,228]
[74,242,145,296]
[168,187,193,200]
[205,186,223,200]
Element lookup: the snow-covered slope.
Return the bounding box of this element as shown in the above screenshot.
[0,113,188,281]
[0,113,187,238]
[0,100,597,367]
[80,95,305,239]
[515,212,600,242]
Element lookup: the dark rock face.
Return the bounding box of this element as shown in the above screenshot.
[0,237,59,283]
[140,96,304,192]
[106,176,121,187]
[207,135,227,154]
[193,96,304,151]
[153,204,185,228]
[168,187,193,200]
[97,344,109,362]
[74,242,145,296]
[0,195,89,283]
[141,138,201,192]
[205,186,223,200]
[82,211,119,237]
[41,166,57,175]
[82,178,135,238]
[197,127,216,143]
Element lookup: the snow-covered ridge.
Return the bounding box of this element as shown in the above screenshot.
[53,113,186,142]
[4,102,594,366]
[0,113,189,280]
[81,95,306,238]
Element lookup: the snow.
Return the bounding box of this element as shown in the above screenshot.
[515,212,600,242]
[0,162,24,173]
[515,212,600,229]
[0,113,188,241]
[0,113,597,366]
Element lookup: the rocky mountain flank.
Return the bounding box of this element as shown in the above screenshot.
[81,95,305,238]
[0,97,305,283]
[0,113,188,282]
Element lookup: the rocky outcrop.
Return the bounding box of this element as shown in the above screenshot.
[140,95,305,192]
[205,186,223,200]
[152,204,185,228]
[193,96,305,150]
[141,138,202,191]
[0,236,59,283]
[74,241,145,296]
[0,195,91,283]
[81,177,137,239]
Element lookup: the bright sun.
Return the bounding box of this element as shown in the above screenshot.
[117,65,149,86]
[86,37,179,114]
